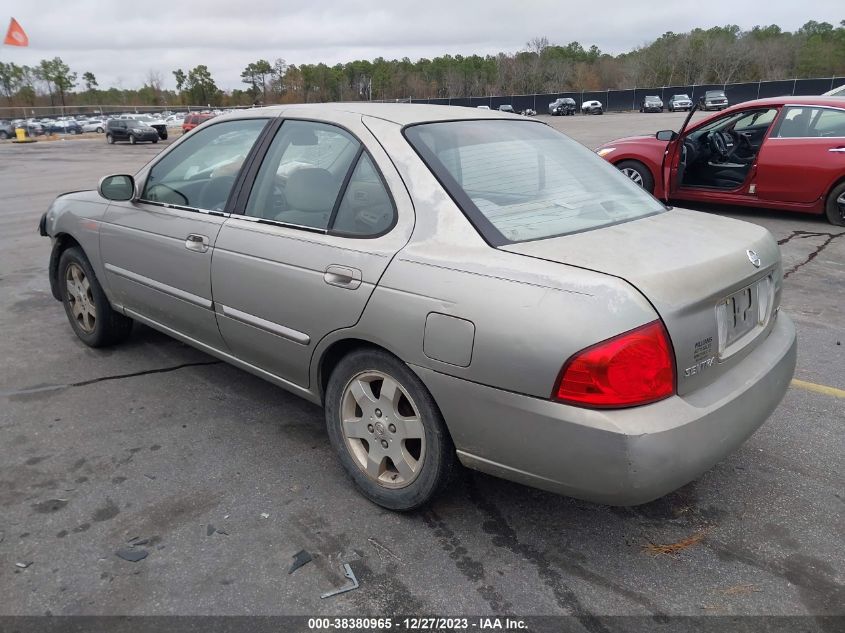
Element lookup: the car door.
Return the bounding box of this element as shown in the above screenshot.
[755,104,845,204]
[99,116,270,349]
[210,114,414,388]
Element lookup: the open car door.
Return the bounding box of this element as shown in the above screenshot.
[661,105,699,202]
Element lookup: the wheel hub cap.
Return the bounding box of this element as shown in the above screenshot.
[621,168,644,186]
[65,263,96,333]
[340,370,426,489]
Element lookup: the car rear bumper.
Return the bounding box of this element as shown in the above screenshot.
[412,311,796,506]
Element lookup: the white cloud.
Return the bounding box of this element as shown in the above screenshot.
[2,0,841,90]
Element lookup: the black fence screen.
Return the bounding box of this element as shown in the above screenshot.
[412,77,842,111]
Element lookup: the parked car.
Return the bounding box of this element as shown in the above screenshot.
[823,84,845,97]
[0,119,14,139]
[164,114,184,127]
[43,119,82,134]
[548,98,576,116]
[699,90,729,111]
[497,104,515,114]
[39,103,797,510]
[668,94,693,112]
[105,119,160,144]
[81,119,106,133]
[640,96,664,113]
[520,108,537,116]
[596,96,845,225]
[476,105,490,110]
[581,100,603,115]
[182,113,215,132]
[119,114,168,139]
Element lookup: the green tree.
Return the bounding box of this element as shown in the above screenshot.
[0,61,24,104]
[186,65,218,105]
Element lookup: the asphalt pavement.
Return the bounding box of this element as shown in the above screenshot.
[0,113,842,625]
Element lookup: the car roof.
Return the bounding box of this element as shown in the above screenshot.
[227,102,517,126]
[724,95,845,109]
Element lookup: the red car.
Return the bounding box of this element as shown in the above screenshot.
[596,96,845,226]
[181,113,215,133]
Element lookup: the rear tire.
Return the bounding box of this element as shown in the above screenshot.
[129,134,137,145]
[825,181,845,226]
[324,348,456,511]
[58,247,133,347]
[616,159,655,193]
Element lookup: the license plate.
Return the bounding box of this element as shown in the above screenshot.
[716,277,772,355]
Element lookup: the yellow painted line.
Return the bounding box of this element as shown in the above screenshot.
[790,379,845,399]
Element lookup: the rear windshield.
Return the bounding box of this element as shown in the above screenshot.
[405,120,665,244]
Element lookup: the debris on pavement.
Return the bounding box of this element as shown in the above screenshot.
[129,537,149,546]
[643,529,709,556]
[15,561,33,569]
[288,549,313,574]
[368,537,401,562]
[215,528,228,536]
[207,524,216,537]
[260,512,269,519]
[320,563,359,599]
[116,547,149,562]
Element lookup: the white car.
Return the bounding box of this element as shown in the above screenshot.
[823,84,845,97]
[581,100,603,115]
[81,120,106,133]
[164,114,184,127]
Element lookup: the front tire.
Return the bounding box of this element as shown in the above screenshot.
[129,134,137,145]
[58,247,133,347]
[325,349,456,511]
[825,181,845,226]
[616,159,655,193]
[106,134,114,144]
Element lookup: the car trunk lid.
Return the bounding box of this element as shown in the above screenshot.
[500,209,783,396]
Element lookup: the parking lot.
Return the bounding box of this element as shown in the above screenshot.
[0,111,843,624]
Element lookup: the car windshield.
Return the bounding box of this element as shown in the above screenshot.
[706,91,726,97]
[675,95,690,100]
[127,120,152,128]
[405,120,665,244]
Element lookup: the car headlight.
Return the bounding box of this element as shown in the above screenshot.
[131,128,143,133]
[596,147,616,157]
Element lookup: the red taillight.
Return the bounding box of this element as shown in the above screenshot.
[553,320,675,408]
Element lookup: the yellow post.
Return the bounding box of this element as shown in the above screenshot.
[15,127,27,141]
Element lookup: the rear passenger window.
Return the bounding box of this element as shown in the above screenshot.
[776,106,845,138]
[245,120,359,229]
[331,154,395,236]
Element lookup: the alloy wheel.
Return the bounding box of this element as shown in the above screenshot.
[340,370,426,489]
[620,167,644,187]
[65,262,96,333]
[837,192,845,222]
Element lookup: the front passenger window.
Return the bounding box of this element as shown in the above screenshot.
[142,118,267,210]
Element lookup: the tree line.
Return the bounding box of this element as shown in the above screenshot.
[1,20,843,111]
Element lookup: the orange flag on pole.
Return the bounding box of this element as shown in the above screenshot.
[4,18,29,46]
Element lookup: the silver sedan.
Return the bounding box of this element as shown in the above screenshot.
[39,104,796,510]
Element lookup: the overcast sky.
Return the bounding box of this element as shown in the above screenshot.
[2,1,842,90]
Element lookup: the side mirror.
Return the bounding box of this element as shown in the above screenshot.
[98,174,136,201]
[656,130,678,142]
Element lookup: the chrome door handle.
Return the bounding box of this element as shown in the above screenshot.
[185,234,209,252]
[324,265,362,290]
[829,147,845,153]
